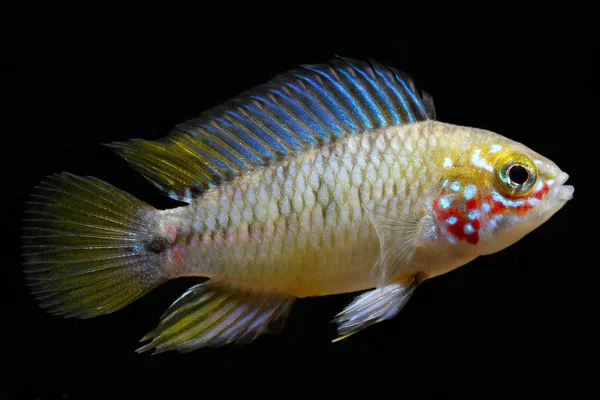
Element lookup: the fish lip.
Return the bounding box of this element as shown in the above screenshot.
[553,171,570,187]
[550,172,574,201]
[531,171,573,219]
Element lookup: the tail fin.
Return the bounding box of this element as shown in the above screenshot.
[22,173,170,318]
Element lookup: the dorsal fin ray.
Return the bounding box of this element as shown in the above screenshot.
[108,57,433,203]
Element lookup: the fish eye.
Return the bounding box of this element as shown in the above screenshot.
[495,152,537,195]
[507,164,529,185]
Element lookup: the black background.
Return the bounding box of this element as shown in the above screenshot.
[1,6,597,400]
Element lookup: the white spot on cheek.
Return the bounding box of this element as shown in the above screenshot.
[470,149,494,172]
[440,196,451,209]
[492,189,525,207]
[490,144,502,153]
[446,216,458,225]
[482,202,491,213]
[464,184,477,200]
[464,223,475,234]
[547,179,554,186]
[468,210,479,220]
[450,181,461,192]
[490,214,504,228]
[443,157,453,168]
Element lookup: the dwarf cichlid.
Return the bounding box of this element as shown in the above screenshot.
[22,57,574,353]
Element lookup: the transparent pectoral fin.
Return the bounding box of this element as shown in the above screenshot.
[363,202,431,287]
[332,278,420,342]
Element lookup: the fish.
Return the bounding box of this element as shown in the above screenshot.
[21,57,574,354]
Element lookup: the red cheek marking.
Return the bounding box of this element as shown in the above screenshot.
[466,234,479,245]
[534,182,550,200]
[486,181,550,218]
[433,197,480,245]
[466,198,478,210]
[484,194,506,216]
[492,201,506,214]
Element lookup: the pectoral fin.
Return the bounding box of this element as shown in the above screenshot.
[137,281,295,354]
[332,277,420,342]
[363,202,433,287]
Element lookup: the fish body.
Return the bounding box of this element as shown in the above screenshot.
[159,121,496,296]
[22,58,573,353]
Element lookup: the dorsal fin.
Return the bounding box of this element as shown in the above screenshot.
[108,57,433,202]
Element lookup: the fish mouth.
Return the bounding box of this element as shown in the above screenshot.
[534,171,574,220]
[551,172,575,202]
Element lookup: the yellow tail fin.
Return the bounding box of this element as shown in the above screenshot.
[22,173,170,318]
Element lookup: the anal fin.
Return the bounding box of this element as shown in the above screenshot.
[332,277,420,341]
[137,281,295,354]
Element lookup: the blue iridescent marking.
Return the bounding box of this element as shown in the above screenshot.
[343,61,392,127]
[137,58,431,201]
[263,87,318,146]
[229,107,306,155]
[334,67,378,129]
[221,111,275,159]
[237,103,297,153]
[281,82,334,141]
[440,196,451,209]
[201,122,264,166]
[301,66,368,130]
[450,181,461,192]
[392,70,427,119]
[370,64,411,124]
[167,190,184,201]
[490,144,502,153]
[249,95,303,150]
[492,189,525,207]
[293,72,355,137]
[463,184,477,200]
[245,97,300,153]
[446,216,458,225]
[464,223,475,234]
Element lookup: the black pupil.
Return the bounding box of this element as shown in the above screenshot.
[508,164,529,185]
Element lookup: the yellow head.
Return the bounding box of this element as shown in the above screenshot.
[432,125,574,255]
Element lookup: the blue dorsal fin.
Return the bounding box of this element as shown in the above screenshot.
[108,57,433,202]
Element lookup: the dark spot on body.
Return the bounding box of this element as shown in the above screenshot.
[146,237,169,253]
[189,186,203,197]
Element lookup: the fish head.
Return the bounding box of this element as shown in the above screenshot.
[469,133,573,255]
[432,127,574,256]
[478,139,573,255]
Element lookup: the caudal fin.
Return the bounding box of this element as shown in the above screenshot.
[22,173,170,318]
